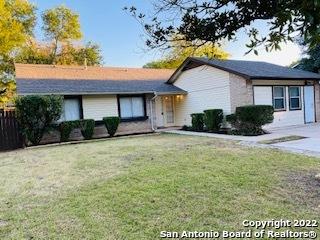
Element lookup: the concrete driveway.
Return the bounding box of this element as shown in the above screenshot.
[166,123,320,157]
[268,124,320,154]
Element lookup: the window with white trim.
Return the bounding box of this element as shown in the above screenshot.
[273,86,286,111]
[289,86,301,110]
[119,96,145,119]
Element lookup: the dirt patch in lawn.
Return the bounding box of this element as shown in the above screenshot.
[259,136,307,144]
[282,171,320,210]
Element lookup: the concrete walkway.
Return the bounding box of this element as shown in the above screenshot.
[164,124,320,158]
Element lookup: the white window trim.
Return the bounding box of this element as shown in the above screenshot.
[289,86,302,111]
[273,86,286,111]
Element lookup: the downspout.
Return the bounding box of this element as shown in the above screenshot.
[150,91,158,131]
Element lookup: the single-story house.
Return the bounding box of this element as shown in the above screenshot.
[15,57,320,140]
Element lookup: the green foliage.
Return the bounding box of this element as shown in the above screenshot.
[103,117,120,137]
[42,5,82,63]
[226,105,274,136]
[190,113,204,131]
[204,109,223,132]
[0,0,36,56]
[16,40,103,66]
[59,119,96,142]
[128,0,320,53]
[15,95,63,145]
[59,120,79,142]
[143,37,229,69]
[296,44,320,73]
[79,119,95,140]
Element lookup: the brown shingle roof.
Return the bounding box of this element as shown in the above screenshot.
[15,64,174,81]
[15,64,187,95]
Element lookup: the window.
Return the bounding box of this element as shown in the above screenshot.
[289,86,301,110]
[273,86,286,111]
[60,97,82,121]
[119,96,146,120]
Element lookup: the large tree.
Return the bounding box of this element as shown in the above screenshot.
[127,0,320,54]
[144,38,229,69]
[42,5,82,64]
[0,0,36,108]
[16,40,103,66]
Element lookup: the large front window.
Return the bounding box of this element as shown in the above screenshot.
[119,95,146,120]
[273,86,286,111]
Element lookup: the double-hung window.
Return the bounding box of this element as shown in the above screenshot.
[289,86,301,110]
[119,95,146,120]
[273,86,286,111]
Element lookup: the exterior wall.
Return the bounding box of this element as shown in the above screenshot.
[173,65,232,126]
[315,81,320,122]
[252,84,305,128]
[40,94,154,144]
[82,95,118,121]
[229,74,253,112]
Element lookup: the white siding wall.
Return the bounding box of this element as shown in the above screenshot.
[253,86,305,129]
[173,65,231,126]
[82,95,118,120]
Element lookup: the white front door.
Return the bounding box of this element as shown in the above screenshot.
[304,86,315,123]
[163,96,174,126]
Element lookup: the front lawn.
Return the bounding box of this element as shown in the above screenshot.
[0,134,319,239]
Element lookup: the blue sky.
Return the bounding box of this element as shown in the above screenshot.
[30,0,302,67]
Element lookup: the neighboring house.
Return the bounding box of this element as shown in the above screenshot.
[15,57,320,140]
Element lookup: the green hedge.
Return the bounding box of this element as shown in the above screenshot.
[59,120,79,142]
[15,95,63,145]
[226,105,274,136]
[204,109,223,132]
[79,119,95,140]
[103,116,120,137]
[59,119,95,142]
[190,113,205,131]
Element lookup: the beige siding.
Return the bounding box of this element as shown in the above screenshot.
[253,85,305,128]
[173,65,231,126]
[253,86,272,105]
[229,74,253,112]
[82,95,118,120]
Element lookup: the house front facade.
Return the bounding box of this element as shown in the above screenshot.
[15,58,320,141]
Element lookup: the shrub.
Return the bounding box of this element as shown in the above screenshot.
[204,109,223,132]
[190,113,204,131]
[15,95,63,145]
[103,116,120,137]
[59,120,80,142]
[79,119,95,140]
[226,105,274,136]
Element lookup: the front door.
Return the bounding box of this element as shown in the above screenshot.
[304,86,315,123]
[163,96,174,126]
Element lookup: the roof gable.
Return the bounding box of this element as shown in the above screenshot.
[167,57,320,83]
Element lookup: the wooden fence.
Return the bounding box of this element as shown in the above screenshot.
[0,110,23,151]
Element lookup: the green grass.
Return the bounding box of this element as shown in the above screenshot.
[0,134,319,239]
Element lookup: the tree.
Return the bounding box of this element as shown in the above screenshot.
[295,44,320,73]
[126,0,320,54]
[0,0,36,56]
[16,40,103,66]
[42,5,82,64]
[0,0,36,108]
[143,38,229,69]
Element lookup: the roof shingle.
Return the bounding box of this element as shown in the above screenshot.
[15,64,186,95]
